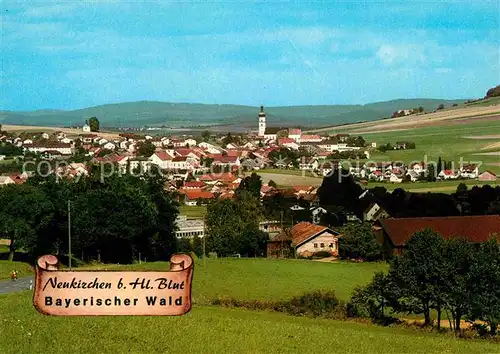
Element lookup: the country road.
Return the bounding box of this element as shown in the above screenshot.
[0,276,34,294]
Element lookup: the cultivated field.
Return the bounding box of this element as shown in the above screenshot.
[307,103,500,134]
[1,124,121,140]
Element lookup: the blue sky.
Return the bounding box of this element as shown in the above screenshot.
[1,1,499,110]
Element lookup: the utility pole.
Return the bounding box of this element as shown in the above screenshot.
[68,200,72,270]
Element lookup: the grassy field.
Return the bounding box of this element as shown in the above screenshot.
[82,258,388,303]
[361,119,500,174]
[1,292,497,354]
[179,205,207,218]
[0,260,34,280]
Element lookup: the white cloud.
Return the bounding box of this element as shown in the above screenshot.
[376,44,426,65]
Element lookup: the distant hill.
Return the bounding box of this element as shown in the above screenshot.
[0,98,469,130]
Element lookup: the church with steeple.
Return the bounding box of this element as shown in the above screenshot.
[258,105,266,137]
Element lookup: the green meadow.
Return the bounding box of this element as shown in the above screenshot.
[178,205,207,218]
[359,119,500,174]
[1,258,497,353]
[82,258,388,303]
[1,292,497,354]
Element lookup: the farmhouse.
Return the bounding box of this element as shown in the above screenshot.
[267,222,341,258]
[478,170,497,181]
[374,215,500,259]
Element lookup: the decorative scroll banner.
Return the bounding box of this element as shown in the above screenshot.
[33,254,194,316]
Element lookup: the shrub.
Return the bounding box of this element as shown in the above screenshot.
[279,290,341,317]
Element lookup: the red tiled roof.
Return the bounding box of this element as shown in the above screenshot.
[7,174,26,185]
[199,172,237,182]
[291,185,313,192]
[288,128,301,135]
[214,156,238,163]
[379,215,500,246]
[172,156,188,162]
[300,135,321,140]
[154,151,173,161]
[270,222,338,247]
[278,138,295,145]
[183,181,206,188]
[183,190,214,200]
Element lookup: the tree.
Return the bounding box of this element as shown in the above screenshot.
[437,157,442,175]
[467,237,500,335]
[339,222,382,260]
[0,184,53,260]
[485,85,500,98]
[201,130,211,142]
[236,172,262,200]
[441,237,474,331]
[268,180,278,188]
[386,229,445,326]
[426,164,436,182]
[418,106,424,113]
[206,190,264,256]
[88,117,100,132]
[222,133,234,147]
[137,141,156,157]
[437,104,445,110]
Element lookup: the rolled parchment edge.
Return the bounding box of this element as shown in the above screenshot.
[33,253,194,316]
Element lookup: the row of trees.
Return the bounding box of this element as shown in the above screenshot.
[348,229,500,336]
[0,165,179,264]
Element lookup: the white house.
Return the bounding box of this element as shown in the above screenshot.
[460,164,479,179]
[311,206,327,224]
[299,158,319,171]
[288,128,302,141]
[389,173,403,183]
[438,169,457,180]
[103,142,116,151]
[149,151,174,169]
[82,121,91,132]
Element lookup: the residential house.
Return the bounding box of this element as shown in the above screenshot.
[267,222,341,258]
[406,170,419,182]
[24,142,73,155]
[278,138,300,150]
[374,215,500,259]
[149,151,175,169]
[298,135,322,143]
[182,190,215,206]
[310,206,327,224]
[363,203,390,222]
[0,176,15,186]
[478,170,497,181]
[317,138,339,152]
[103,142,116,151]
[212,155,241,168]
[299,157,319,171]
[175,215,205,238]
[288,128,302,141]
[438,169,457,180]
[410,162,426,174]
[182,181,206,189]
[460,164,479,179]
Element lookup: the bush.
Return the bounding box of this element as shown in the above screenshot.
[211,290,346,319]
[279,290,341,317]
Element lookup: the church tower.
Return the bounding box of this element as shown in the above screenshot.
[258,105,266,137]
